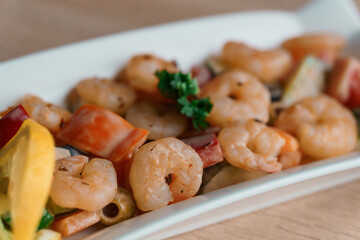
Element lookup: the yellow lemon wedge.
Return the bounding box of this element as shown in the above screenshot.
[0,193,9,215]
[0,119,55,240]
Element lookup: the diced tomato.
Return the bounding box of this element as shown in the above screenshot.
[0,104,30,149]
[327,57,360,109]
[57,105,148,162]
[181,133,223,168]
[191,65,212,87]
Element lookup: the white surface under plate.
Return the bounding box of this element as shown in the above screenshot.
[1,0,360,239]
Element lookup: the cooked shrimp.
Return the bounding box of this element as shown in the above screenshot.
[50,157,117,211]
[218,120,285,173]
[271,127,301,169]
[200,70,270,127]
[129,138,203,211]
[222,41,292,83]
[68,78,136,115]
[121,54,178,93]
[274,95,357,159]
[278,151,301,170]
[19,94,71,133]
[125,102,188,140]
[54,155,88,177]
[282,33,345,66]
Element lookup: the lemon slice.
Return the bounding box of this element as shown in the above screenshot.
[0,119,55,240]
[0,193,9,214]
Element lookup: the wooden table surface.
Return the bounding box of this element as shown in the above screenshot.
[2,0,360,239]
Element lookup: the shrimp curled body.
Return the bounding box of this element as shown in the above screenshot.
[275,95,357,159]
[129,138,203,211]
[20,94,71,133]
[50,156,118,211]
[200,71,271,127]
[121,54,178,93]
[282,33,345,65]
[222,42,292,83]
[69,78,136,115]
[125,102,188,140]
[218,120,286,173]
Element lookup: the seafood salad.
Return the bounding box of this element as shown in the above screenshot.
[1,32,360,239]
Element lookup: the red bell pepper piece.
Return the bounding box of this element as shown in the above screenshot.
[113,151,134,192]
[0,104,30,149]
[57,104,148,161]
[181,133,223,168]
[110,129,149,191]
[57,105,148,191]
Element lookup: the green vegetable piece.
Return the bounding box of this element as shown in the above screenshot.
[1,212,11,227]
[37,209,54,230]
[282,56,325,106]
[156,70,213,130]
[47,198,74,216]
[156,70,199,99]
[178,97,213,129]
[1,209,54,230]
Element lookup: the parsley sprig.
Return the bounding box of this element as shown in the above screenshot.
[156,70,213,130]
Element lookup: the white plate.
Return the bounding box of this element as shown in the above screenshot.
[1,0,360,239]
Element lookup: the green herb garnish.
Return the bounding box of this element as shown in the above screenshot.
[1,209,54,230]
[156,70,212,130]
[157,71,199,98]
